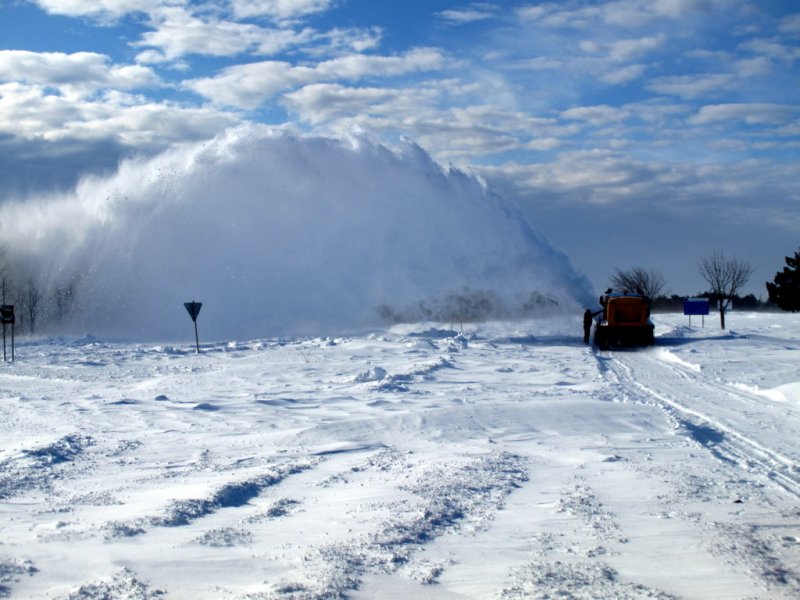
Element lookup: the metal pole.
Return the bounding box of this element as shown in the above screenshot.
[2,323,5,362]
[194,320,200,354]
[10,322,14,362]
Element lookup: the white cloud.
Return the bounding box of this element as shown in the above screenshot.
[580,35,664,62]
[282,83,409,124]
[0,51,159,95]
[230,0,333,21]
[740,38,800,64]
[519,0,744,30]
[602,63,647,84]
[187,61,308,108]
[310,27,384,55]
[608,35,666,61]
[315,48,445,79]
[690,103,800,126]
[561,105,628,126]
[185,48,446,108]
[476,146,799,216]
[281,81,573,163]
[647,73,736,99]
[0,82,238,146]
[779,13,800,36]
[526,137,563,151]
[32,0,181,19]
[133,6,315,60]
[436,4,499,25]
[516,3,601,29]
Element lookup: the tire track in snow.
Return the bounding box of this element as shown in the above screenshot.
[608,352,800,499]
[0,434,95,500]
[353,355,456,393]
[104,459,317,539]
[602,350,800,598]
[262,451,527,599]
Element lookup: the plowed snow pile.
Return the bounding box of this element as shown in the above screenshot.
[1,311,799,599]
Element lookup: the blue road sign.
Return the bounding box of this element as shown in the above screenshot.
[683,298,710,316]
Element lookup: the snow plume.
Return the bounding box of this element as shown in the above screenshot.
[1,125,593,340]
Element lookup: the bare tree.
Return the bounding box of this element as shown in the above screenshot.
[53,277,79,324]
[610,266,666,299]
[698,251,754,329]
[0,246,10,305]
[25,279,42,335]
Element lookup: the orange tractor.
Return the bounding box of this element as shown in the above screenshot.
[594,291,654,349]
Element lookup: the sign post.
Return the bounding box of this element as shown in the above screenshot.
[683,298,709,328]
[1,305,15,362]
[184,301,202,354]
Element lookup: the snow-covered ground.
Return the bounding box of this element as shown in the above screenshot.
[1,311,798,599]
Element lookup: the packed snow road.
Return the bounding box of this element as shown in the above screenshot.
[0,312,798,599]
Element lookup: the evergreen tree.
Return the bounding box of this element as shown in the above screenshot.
[766,248,800,312]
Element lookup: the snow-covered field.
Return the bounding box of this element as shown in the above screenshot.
[1,311,798,599]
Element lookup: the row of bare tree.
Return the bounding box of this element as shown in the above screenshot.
[0,247,78,335]
[611,251,754,329]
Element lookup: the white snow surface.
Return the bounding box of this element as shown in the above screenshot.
[1,311,799,599]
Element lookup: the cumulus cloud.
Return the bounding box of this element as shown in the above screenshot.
[779,13,800,35]
[281,82,571,163]
[518,0,744,30]
[561,105,629,126]
[477,148,800,222]
[186,48,446,108]
[186,61,310,108]
[282,83,420,124]
[436,4,500,25]
[0,81,239,199]
[689,103,800,126]
[0,51,159,95]
[132,6,316,60]
[646,73,736,99]
[230,0,334,21]
[0,82,238,144]
[31,0,171,19]
[740,38,800,64]
[316,48,446,78]
[601,63,647,84]
[580,34,665,62]
[309,27,384,56]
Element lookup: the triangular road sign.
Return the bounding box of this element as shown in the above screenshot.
[184,301,202,322]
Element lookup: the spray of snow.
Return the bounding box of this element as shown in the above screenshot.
[1,125,593,340]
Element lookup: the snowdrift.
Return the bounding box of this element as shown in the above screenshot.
[1,125,592,340]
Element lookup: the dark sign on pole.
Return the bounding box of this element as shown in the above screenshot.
[1,304,15,362]
[184,301,202,322]
[0,305,14,325]
[184,301,202,353]
[683,297,709,328]
[683,298,710,316]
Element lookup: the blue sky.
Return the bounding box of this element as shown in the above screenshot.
[0,0,798,297]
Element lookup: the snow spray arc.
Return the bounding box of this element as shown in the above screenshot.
[0,125,593,340]
[184,301,202,353]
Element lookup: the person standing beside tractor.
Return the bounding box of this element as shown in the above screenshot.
[583,308,601,343]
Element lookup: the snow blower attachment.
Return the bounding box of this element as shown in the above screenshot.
[594,291,654,349]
